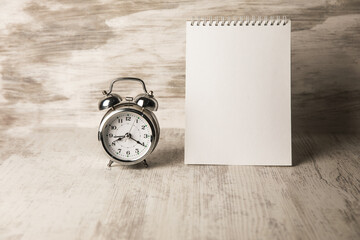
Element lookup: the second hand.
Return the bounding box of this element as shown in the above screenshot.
[128,117,136,134]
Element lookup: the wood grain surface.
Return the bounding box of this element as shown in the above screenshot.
[0,0,360,239]
[0,128,359,239]
[0,0,359,132]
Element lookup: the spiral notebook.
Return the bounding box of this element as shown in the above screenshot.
[185,17,291,165]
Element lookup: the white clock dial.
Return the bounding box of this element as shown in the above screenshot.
[102,112,153,161]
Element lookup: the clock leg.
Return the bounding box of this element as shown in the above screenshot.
[107,160,114,167]
[143,159,148,168]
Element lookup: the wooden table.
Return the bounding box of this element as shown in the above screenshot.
[0,128,359,239]
[1,0,360,239]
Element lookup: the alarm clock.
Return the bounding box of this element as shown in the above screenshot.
[98,77,160,167]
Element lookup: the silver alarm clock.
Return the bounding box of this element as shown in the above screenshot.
[98,77,160,167]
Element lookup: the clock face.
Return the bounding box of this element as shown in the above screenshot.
[101,111,153,162]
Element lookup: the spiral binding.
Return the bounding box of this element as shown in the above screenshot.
[189,16,289,26]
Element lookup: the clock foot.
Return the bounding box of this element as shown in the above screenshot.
[107,160,114,167]
[143,159,148,168]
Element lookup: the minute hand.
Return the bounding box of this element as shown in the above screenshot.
[129,135,145,147]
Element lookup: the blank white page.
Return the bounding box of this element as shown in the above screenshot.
[185,19,291,165]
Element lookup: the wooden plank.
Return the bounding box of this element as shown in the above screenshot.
[0,128,359,239]
[0,0,359,132]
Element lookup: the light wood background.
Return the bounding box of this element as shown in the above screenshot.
[0,0,359,239]
[0,0,359,132]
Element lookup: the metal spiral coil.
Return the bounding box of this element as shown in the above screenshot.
[190,16,289,26]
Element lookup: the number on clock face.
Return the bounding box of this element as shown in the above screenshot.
[103,112,152,161]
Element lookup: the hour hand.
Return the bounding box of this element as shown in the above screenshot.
[113,135,125,142]
[114,135,125,139]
